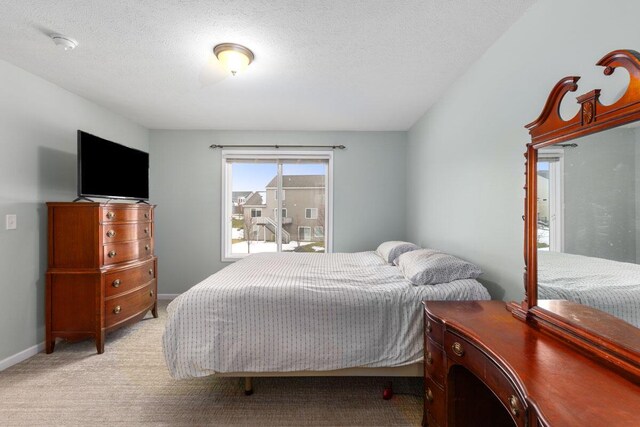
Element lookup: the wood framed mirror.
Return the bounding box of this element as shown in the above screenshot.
[508,49,640,382]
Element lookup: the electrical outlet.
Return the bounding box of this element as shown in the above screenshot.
[6,214,17,230]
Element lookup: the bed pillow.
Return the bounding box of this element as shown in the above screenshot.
[375,241,420,264]
[396,248,482,285]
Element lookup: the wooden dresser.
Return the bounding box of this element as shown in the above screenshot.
[46,202,158,354]
[422,301,640,427]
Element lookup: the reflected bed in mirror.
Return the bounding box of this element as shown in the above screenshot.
[536,129,640,328]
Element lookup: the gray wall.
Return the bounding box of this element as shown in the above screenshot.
[149,130,407,294]
[406,0,640,301]
[0,59,148,362]
[563,130,636,263]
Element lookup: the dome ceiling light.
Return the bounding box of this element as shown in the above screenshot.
[51,34,78,51]
[213,43,254,76]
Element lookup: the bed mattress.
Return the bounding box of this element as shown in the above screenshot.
[163,251,489,379]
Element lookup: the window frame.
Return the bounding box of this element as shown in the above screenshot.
[305,207,318,220]
[538,149,564,252]
[250,208,262,218]
[298,226,312,241]
[273,208,287,218]
[221,150,333,261]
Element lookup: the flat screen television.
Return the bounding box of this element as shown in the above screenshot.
[77,130,149,201]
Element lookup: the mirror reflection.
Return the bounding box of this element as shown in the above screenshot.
[536,127,640,328]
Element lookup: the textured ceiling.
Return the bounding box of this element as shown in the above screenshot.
[0,0,534,131]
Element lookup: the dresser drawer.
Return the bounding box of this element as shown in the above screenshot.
[105,280,156,328]
[425,311,444,345]
[103,239,153,265]
[425,338,445,387]
[102,222,152,243]
[424,378,446,426]
[101,206,152,223]
[104,259,156,297]
[444,331,527,427]
[444,331,485,379]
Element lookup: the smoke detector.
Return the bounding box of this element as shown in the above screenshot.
[51,34,78,51]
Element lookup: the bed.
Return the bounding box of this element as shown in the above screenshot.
[538,251,640,327]
[162,251,490,382]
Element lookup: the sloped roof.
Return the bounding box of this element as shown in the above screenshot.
[232,191,252,203]
[265,175,325,188]
[243,191,265,206]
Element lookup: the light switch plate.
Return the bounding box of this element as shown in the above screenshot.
[6,214,17,230]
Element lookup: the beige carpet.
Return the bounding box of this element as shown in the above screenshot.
[0,302,422,426]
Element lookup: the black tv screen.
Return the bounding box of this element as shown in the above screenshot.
[78,131,149,201]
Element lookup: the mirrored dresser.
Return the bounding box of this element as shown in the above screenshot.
[423,49,640,426]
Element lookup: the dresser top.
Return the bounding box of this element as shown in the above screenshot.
[47,202,154,207]
[424,300,640,426]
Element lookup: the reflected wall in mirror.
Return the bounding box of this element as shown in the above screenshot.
[536,128,640,328]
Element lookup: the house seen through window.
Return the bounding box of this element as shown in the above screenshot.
[223,151,332,260]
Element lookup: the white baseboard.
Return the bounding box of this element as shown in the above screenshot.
[0,295,178,371]
[0,342,45,372]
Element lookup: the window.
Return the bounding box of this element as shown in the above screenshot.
[537,150,564,252]
[298,226,311,241]
[222,151,333,260]
[273,208,287,218]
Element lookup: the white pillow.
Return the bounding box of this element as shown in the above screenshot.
[375,241,420,264]
[396,248,482,285]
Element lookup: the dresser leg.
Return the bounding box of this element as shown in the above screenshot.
[46,337,55,354]
[96,330,105,354]
[152,302,158,318]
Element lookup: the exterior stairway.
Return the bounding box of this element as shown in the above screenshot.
[258,216,291,243]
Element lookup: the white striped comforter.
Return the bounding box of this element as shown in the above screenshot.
[162,251,490,379]
[538,251,640,327]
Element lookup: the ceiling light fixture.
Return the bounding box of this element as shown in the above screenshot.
[51,34,78,51]
[213,43,254,76]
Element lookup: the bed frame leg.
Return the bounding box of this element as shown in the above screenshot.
[383,381,393,400]
[244,377,253,396]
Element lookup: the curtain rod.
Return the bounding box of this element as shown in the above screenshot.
[209,144,346,149]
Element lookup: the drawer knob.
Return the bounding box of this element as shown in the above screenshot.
[451,341,465,357]
[509,395,520,417]
[144,212,149,219]
[112,279,121,288]
[106,211,115,219]
[108,250,117,258]
[149,268,154,276]
[113,305,121,314]
[145,244,150,251]
[150,290,154,297]
[426,321,432,333]
[144,228,149,234]
[106,229,116,238]
[426,351,433,365]
[425,387,434,403]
